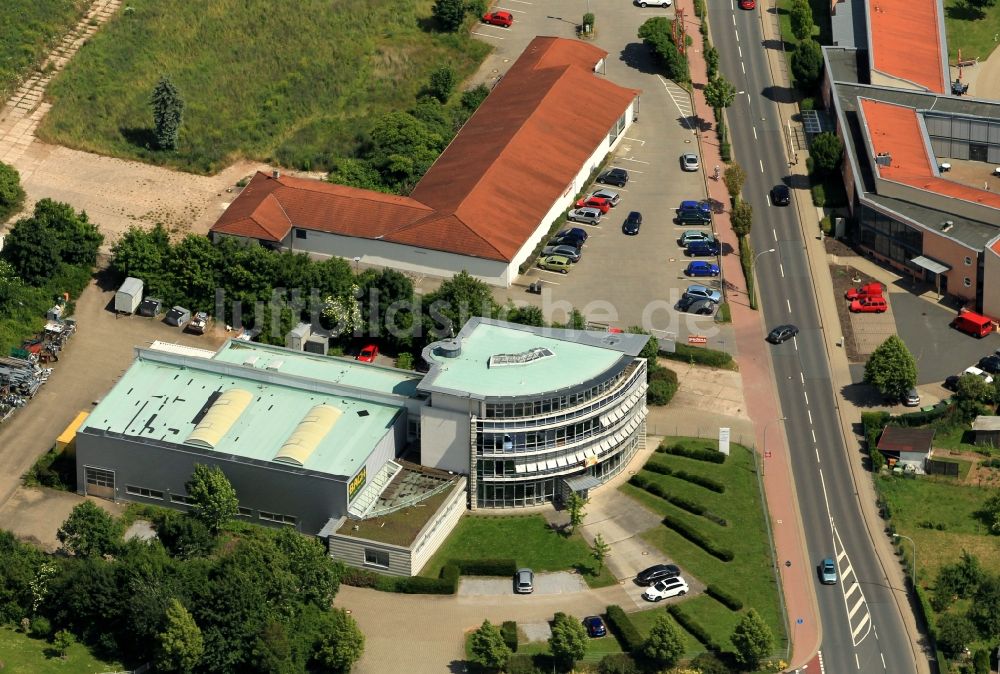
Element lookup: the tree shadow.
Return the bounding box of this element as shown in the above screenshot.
[761,83,798,105]
[119,126,157,150]
[840,381,886,408]
[619,42,659,75]
[416,16,440,32]
[762,37,794,52]
[787,173,812,190]
[93,264,121,293]
[944,1,985,20]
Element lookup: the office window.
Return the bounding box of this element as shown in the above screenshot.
[965,257,973,266]
[126,485,164,500]
[259,511,296,525]
[170,494,194,505]
[295,229,307,239]
[364,548,390,568]
[237,507,253,517]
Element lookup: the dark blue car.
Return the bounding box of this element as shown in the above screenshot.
[685,240,721,257]
[678,199,712,214]
[583,616,607,638]
[685,261,720,277]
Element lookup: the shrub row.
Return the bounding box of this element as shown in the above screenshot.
[667,604,723,652]
[605,604,644,653]
[660,343,734,369]
[639,461,726,493]
[501,620,518,653]
[340,564,459,594]
[451,558,517,577]
[631,475,729,526]
[661,514,734,562]
[706,584,744,610]
[507,653,539,674]
[658,442,726,464]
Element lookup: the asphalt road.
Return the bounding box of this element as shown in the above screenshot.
[707,3,918,672]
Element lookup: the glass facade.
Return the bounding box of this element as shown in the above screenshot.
[858,205,922,265]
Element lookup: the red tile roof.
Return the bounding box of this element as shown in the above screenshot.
[211,37,639,262]
[860,98,1000,210]
[869,0,945,93]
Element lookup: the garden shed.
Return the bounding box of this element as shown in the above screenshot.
[877,426,935,474]
[971,415,1000,447]
[115,277,143,314]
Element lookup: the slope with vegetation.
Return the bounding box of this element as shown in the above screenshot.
[0,0,89,101]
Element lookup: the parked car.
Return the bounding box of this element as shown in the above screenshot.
[551,233,585,248]
[684,261,720,277]
[635,0,671,6]
[482,10,513,26]
[964,366,994,384]
[591,189,621,206]
[514,568,534,594]
[952,310,994,338]
[677,296,715,315]
[643,577,689,602]
[943,375,961,391]
[739,0,757,8]
[556,227,589,242]
[685,240,721,257]
[541,244,582,262]
[770,184,790,205]
[819,558,837,585]
[679,230,716,246]
[902,388,920,407]
[679,199,712,214]
[357,344,379,362]
[622,211,642,235]
[538,255,572,274]
[598,168,629,187]
[850,296,888,313]
[583,616,607,638]
[978,355,1000,374]
[684,284,722,303]
[676,208,712,225]
[567,207,602,225]
[845,282,883,300]
[636,563,681,586]
[767,324,799,344]
[680,153,700,172]
[576,196,612,213]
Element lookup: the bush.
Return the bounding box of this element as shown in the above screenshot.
[658,441,726,464]
[720,141,732,162]
[30,616,52,638]
[598,653,640,674]
[674,470,725,493]
[396,352,414,370]
[647,378,678,406]
[605,605,644,653]
[640,463,672,477]
[501,620,519,653]
[660,343,734,368]
[800,97,816,111]
[453,558,517,576]
[630,474,709,518]
[340,567,381,588]
[706,584,744,610]
[811,183,826,207]
[583,12,595,31]
[507,653,541,674]
[667,605,721,651]
[661,514,734,561]
[973,648,990,674]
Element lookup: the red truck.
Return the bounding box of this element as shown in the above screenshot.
[845,282,883,301]
[952,310,995,338]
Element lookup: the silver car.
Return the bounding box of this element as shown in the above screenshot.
[515,568,534,594]
[681,153,700,171]
[567,207,602,225]
[541,244,582,262]
[591,189,621,207]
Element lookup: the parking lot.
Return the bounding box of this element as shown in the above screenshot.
[479,0,736,352]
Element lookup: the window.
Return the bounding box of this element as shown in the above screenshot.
[259,511,297,525]
[126,485,164,500]
[295,229,307,239]
[237,507,253,517]
[364,548,390,568]
[964,277,972,287]
[965,257,973,266]
[170,494,194,505]
[85,467,114,488]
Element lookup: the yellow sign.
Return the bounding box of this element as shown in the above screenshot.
[348,466,367,501]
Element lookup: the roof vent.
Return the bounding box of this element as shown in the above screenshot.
[874,152,892,167]
[438,339,462,358]
[265,359,284,371]
[941,221,954,232]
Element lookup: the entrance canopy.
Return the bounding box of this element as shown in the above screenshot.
[564,474,601,492]
[910,255,950,275]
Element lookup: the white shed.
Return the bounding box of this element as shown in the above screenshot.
[115,277,143,314]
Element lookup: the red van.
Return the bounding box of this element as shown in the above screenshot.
[952,311,995,338]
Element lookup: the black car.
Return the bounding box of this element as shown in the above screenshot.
[551,233,586,249]
[598,167,629,187]
[635,563,681,586]
[771,184,791,206]
[677,296,715,315]
[767,324,799,344]
[943,375,960,391]
[622,211,642,235]
[979,355,1000,374]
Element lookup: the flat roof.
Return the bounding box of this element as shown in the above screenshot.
[211,340,422,398]
[419,318,648,398]
[81,355,402,478]
[869,0,945,93]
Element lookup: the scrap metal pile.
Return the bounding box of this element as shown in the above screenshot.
[1,318,76,423]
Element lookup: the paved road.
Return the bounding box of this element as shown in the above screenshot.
[708,1,918,671]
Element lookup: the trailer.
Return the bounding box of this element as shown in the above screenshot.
[115,277,144,314]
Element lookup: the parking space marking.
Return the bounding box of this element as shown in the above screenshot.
[472,31,505,39]
[496,6,527,12]
[623,136,646,144]
[619,157,650,164]
[657,76,695,128]
[505,0,532,3]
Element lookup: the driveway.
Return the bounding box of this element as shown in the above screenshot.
[458,572,586,596]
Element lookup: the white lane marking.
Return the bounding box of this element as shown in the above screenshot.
[741,62,746,74]
[830,521,875,647]
[786,298,792,312]
[620,157,650,164]
[803,391,809,405]
[855,652,861,669]
[779,263,785,278]
[800,372,805,384]
[753,125,758,140]
[472,31,505,39]
[881,652,886,669]
[848,596,865,619]
[819,469,832,518]
[844,581,860,599]
[733,14,737,25]
[497,6,527,12]
[738,45,742,57]
[759,159,765,172]
[807,409,812,424]
[623,136,646,144]
[815,447,820,462]
[793,336,798,350]
[873,625,879,639]
[772,228,777,241]
[811,428,816,442]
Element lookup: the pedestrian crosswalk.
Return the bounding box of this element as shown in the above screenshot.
[831,521,873,646]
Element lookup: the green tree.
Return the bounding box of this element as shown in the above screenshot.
[52,628,75,659]
[704,76,736,113]
[724,161,747,200]
[151,75,185,151]
[956,372,992,403]
[461,84,490,111]
[504,303,545,327]
[549,612,588,669]
[2,199,103,285]
[811,131,844,174]
[273,527,342,608]
[165,234,224,311]
[433,0,467,31]
[366,111,445,191]
[790,0,815,41]
[0,531,46,623]
[640,613,684,668]
[566,491,588,533]
[863,335,917,399]
[327,158,386,192]
[57,501,122,558]
[312,608,365,672]
[638,18,689,82]
[358,268,416,349]
[156,513,215,559]
[110,224,172,291]
[156,599,204,673]
[0,161,25,222]
[592,533,611,572]
[428,66,457,103]
[250,621,295,674]
[791,38,824,90]
[970,574,1000,640]
[983,492,1000,533]
[469,619,511,671]
[185,464,238,534]
[935,613,977,657]
[731,200,753,238]
[731,608,773,671]
[422,270,498,338]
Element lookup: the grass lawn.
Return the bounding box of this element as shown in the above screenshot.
[629,607,704,658]
[38,0,490,173]
[0,0,89,101]
[943,0,1000,62]
[0,626,123,673]
[932,425,984,454]
[620,438,787,653]
[421,513,617,588]
[516,632,625,664]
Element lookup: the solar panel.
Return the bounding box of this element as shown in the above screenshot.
[488,347,555,368]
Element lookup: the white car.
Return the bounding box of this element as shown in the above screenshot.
[642,577,689,602]
[635,0,672,6]
[963,366,994,384]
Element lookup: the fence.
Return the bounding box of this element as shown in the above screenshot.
[645,424,754,449]
[925,459,960,477]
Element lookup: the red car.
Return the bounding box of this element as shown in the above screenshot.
[739,0,756,8]
[357,344,379,362]
[850,297,888,313]
[845,282,883,301]
[482,11,513,27]
[575,196,612,213]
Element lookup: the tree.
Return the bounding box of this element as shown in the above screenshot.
[2,199,103,285]
[273,527,342,608]
[969,574,1000,637]
[432,0,467,31]
[956,372,992,403]
[983,492,1000,533]
[365,111,445,191]
[731,200,753,238]
[790,0,815,41]
[810,131,844,174]
[730,608,773,670]
[461,84,490,111]
[704,76,736,112]
[724,161,747,200]
[422,270,498,339]
[863,335,917,400]
[503,303,545,327]
[185,464,238,534]
[549,612,588,669]
[156,513,215,559]
[566,491,588,533]
[52,629,75,659]
[57,501,122,558]
[641,613,684,668]
[151,76,184,150]
[428,66,457,103]
[326,158,386,192]
[935,613,977,657]
[155,599,204,673]
[468,619,511,671]
[250,621,295,674]
[312,608,365,672]
[0,161,25,222]
[592,533,611,572]
[791,38,824,90]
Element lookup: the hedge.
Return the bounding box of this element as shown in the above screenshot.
[341,563,459,594]
[658,442,726,464]
[674,469,725,493]
[706,584,744,610]
[643,463,673,477]
[811,183,826,207]
[660,343,734,369]
[451,558,517,576]
[661,514,734,561]
[667,605,723,652]
[507,653,540,674]
[501,620,518,653]
[605,605,644,653]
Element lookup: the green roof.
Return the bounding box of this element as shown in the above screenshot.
[81,355,402,478]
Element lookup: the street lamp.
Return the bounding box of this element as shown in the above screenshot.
[750,248,776,309]
[761,417,786,477]
[893,533,916,584]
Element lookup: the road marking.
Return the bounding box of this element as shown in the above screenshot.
[844,581,860,599]
[472,31,505,39]
[613,166,644,173]
[848,596,865,619]
[881,652,886,668]
[738,45,742,57]
[772,228,777,241]
[741,62,746,75]
[505,0,532,3]
[622,136,646,144]
[811,428,816,442]
[536,269,567,277]
[803,391,809,405]
[807,409,812,425]
[786,298,791,313]
[497,7,527,12]
[733,14,737,25]
[830,521,874,647]
[800,372,805,384]
[759,159,765,173]
[815,447,820,462]
[779,263,785,278]
[819,469,832,518]
[753,125,758,140]
[855,652,861,669]
[620,157,650,164]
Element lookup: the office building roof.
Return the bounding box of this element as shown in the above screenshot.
[868,0,946,93]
